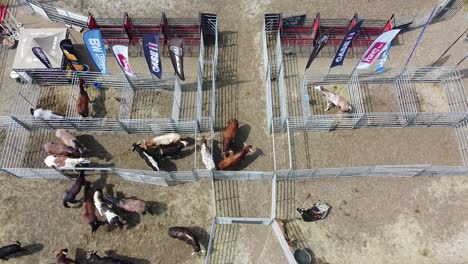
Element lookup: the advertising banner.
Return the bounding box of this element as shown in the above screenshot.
[112,45,135,77]
[356,29,400,69]
[123,12,134,41]
[32,47,53,69]
[83,29,108,74]
[60,39,85,71]
[282,14,306,27]
[143,34,162,79]
[305,29,330,70]
[168,38,185,81]
[375,43,391,73]
[330,20,363,68]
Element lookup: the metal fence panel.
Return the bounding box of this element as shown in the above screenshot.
[271,220,297,264]
[276,165,468,179]
[213,171,274,180]
[172,76,182,121]
[215,217,272,225]
[25,0,47,18]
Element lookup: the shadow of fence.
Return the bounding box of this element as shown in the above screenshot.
[216,31,239,128]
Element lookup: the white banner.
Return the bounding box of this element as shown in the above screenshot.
[356,29,401,69]
[112,45,135,77]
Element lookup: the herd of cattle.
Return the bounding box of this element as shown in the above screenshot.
[41,118,252,172]
[11,78,261,262]
[0,169,206,263]
[0,118,253,262]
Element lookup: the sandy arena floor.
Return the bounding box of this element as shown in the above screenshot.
[0,0,466,263]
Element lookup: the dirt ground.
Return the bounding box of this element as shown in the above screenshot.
[0,172,213,264]
[274,127,462,170]
[17,130,199,171]
[276,176,468,264]
[210,224,288,263]
[0,0,466,264]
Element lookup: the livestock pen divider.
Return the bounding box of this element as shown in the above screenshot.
[204,215,297,264]
[290,67,467,131]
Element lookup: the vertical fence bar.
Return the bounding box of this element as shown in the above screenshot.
[172,75,182,121]
[271,173,277,218]
[204,217,217,264]
[212,21,218,127]
[271,220,298,263]
[276,31,288,126]
[263,20,273,133]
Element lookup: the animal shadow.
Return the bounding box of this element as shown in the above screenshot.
[211,139,224,165]
[431,54,451,67]
[189,227,210,252]
[5,243,44,259]
[158,158,177,172]
[235,124,251,150]
[230,146,264,171]
[160,145,195,161]
[104,250,150,264]
[77,134,112,161]
[91,171,109,191]
[92,88,108,118]
[147,201,167,215]
[104,183,115,196]
[182,137,196,146]
[74,248,88,263]
[121,210,141,231]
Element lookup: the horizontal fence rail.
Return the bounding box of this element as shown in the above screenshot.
[273,112,468,132]
[276,165,468,179]
[304,67,458,85]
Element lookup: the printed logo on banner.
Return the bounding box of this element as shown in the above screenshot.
[170,45,183,70]
[334,32,356,63]
[375,43,391,74]
[112,45,134,77]
[143,34,162,79]
[89,39,105,62]
[117,54,132,73]
[361,42,387,63]
[356,29,401,70]
[148,43,160,73]
[330,20,363,68]
[83,30,108,74]
[32,47,53,69]
[168,38,185,81]
[60,39,85,71]
[305,29,331,70]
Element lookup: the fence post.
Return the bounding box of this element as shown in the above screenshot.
[271,220,298,263]
[194,120,198,170]
[204,218,217,264]
[271,173,277,218]
[286,118,293,169]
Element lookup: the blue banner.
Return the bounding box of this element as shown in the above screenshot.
[330,20,363,68]
[143,34,162,79]
[375,43,391,74]
[83,29,108,74]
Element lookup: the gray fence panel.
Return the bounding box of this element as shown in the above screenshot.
[213,171,274,180]
[272,220,297,264]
